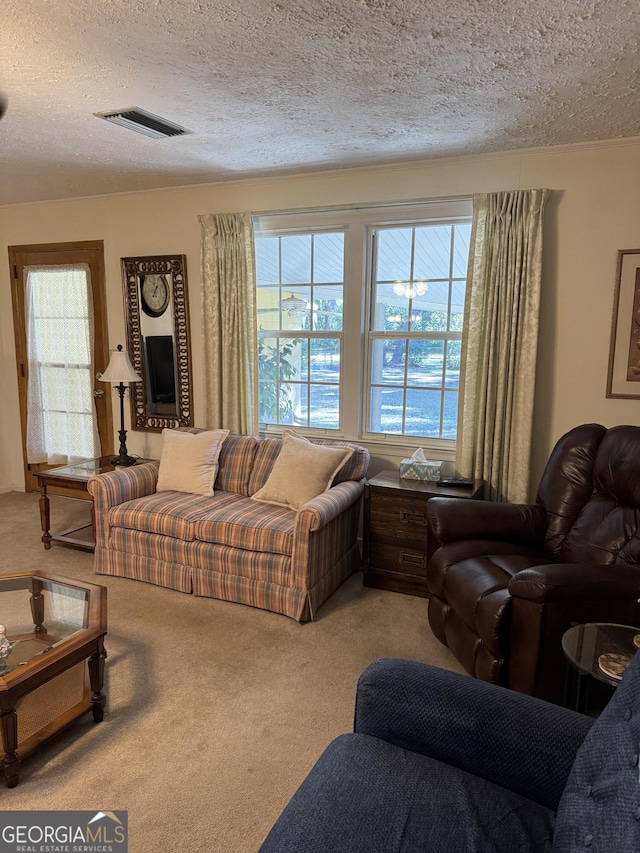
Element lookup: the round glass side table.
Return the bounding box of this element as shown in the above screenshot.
[562,622,640,713]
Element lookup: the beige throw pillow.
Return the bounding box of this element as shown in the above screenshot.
[156,429,230,496]
[252,430,354,510]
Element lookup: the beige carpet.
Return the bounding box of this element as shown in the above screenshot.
[0,490,465,852]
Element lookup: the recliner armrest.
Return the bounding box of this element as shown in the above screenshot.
[354,658,592,811]
[427,497,547,547]
[509,562,640,602]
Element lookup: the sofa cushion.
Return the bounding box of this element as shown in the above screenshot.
[251,430,354,510]
[171,430,258,496]
[156,428,229,495]
[553,649,640,852]
[248,434,367,495]
[259,733,556,853]
[310,438,369,484]
[215,433,259,496]
[109,492,224,541]
[195,495,296,555]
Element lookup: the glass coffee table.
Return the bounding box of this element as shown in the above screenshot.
[0,571,107,787]
[562,622,639,713]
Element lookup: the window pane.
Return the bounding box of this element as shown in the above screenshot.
[278,338,304,381]
[371,339,405,385]
[310,339,340,382]
[445,341,461,386]
[256,285,281,327]
[372,283,410,332]
[452,224,471,278]
[282,287,310,329]
[282,235,311,285]
[376,228,412,281]
[47,411,96,457]
[255,237,280,285]
[450,281,465,329]
[310,385,339,429]
[313,233,344,283]
[312,291,343,331]
[414,225,452,280]
[370,386,404,434]
[405,389,443,437]
[258,336,278,381]
[258,382,278,424]
[292,383,308,426]
[43,366,92,411]
[408,340,444,388]
[443,390,459,438]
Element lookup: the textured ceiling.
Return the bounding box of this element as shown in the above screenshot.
[1,0,638,206]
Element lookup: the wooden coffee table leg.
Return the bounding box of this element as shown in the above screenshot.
[30,579,46,635]
[1,708,21,788]
[89,638,107,722]
[39,482,52,549]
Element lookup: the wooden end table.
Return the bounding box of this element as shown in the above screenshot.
[0,571,107,787]
[35,456,152,552]
[363,470,484,597]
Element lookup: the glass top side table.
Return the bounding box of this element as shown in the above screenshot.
[562,622,640,713]
[35,455,155,551]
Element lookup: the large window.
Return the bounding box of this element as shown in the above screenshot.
[255,232,344,429]
[368,222,470,439]
[254,200,472,448]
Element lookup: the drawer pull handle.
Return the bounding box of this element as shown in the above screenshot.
[399,550,426,568]
[401,510,426,525]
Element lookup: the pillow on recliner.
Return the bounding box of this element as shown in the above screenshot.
[252,430,353,511]
[156,428,229,495]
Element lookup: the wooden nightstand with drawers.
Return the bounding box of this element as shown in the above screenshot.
[363,470,483,597]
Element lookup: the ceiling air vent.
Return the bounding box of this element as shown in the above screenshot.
[94,107,188,139]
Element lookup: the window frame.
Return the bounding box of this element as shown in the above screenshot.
[253,198,472,454]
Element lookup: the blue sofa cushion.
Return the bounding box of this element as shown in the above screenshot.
[260,732,555,853]
[553,649,640,852]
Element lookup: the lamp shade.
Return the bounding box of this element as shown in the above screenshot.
[98,345,142,384]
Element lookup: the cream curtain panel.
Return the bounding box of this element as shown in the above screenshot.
[456,189,551,504]
[199,212,259,435]
[25,263,100,464]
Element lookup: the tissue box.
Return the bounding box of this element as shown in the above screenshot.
[399,459,443,481]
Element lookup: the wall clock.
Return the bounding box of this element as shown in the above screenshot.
[140,274,170,317]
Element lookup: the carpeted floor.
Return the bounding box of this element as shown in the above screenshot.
[0,490,465,852]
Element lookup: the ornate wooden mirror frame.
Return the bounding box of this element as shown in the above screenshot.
[121,254,193,432]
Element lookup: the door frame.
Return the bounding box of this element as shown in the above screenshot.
[8,240,114,492]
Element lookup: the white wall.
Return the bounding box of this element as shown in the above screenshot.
[1,139,639,496]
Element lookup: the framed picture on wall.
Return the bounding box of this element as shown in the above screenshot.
[606,249,640,399]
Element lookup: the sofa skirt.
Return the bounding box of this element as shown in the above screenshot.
[93,539,361,622]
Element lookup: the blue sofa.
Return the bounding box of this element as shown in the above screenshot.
[259,653,640,852]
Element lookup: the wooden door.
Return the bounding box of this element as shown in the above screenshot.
[9,240,114,493]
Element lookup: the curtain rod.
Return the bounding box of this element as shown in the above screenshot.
[252,194,473,218]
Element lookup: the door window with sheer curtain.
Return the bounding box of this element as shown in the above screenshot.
[25,264,100,464]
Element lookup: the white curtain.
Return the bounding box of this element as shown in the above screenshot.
[25,264,100,464]
[456,189,551,503]
[199,212,259,434]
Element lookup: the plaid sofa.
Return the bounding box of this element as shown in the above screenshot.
[87,431,370,621]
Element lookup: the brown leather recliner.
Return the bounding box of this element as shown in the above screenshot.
[426,423,640,705]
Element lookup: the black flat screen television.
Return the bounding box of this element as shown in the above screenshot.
[145,335,176,405]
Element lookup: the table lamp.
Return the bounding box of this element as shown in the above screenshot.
[99,344,142,466]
